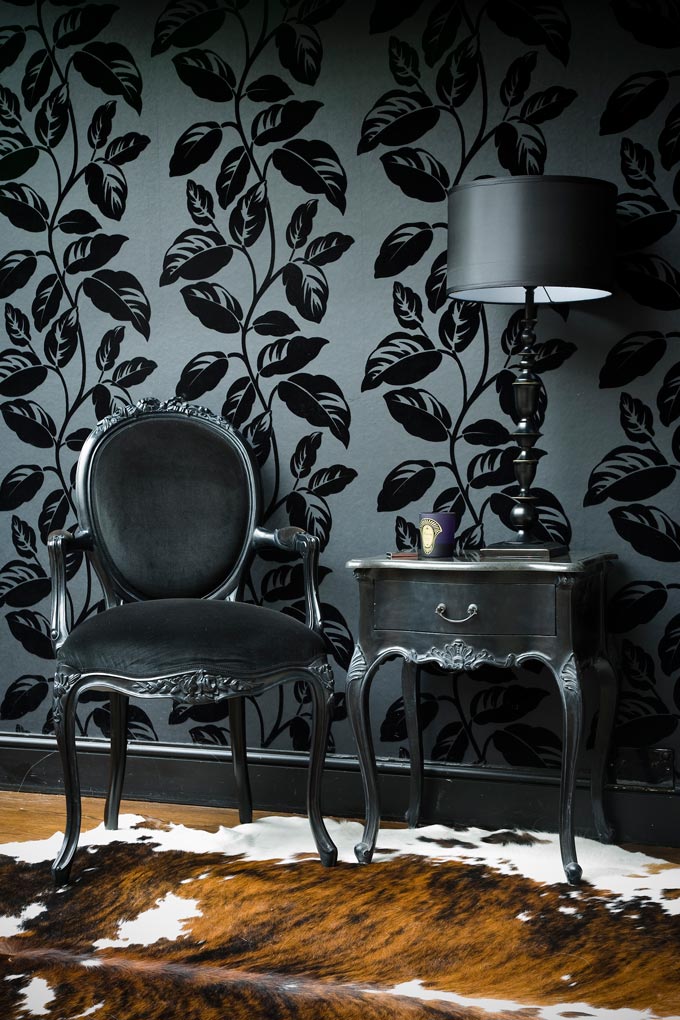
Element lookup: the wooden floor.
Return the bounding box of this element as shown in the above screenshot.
[1,790,679,866]
[0,790,268,844]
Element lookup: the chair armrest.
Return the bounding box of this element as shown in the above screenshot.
[252,526,323,635]
[48,529,93,655]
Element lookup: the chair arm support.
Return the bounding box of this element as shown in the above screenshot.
[48,529,93,655]
[252,526,323,634]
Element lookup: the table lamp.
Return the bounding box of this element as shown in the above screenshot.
[447,175,616,559]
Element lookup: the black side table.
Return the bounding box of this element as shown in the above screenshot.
[345,552,618,885]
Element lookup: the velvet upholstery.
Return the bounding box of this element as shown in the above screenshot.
[59,599,326,677]
[87,416,254,599]
[49,398,338,883]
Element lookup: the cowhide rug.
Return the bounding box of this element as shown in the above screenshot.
[0,815,679,1020]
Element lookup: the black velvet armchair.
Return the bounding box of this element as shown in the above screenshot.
[48,397,337,884]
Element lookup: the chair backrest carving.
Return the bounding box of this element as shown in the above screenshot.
[76,397,261,601]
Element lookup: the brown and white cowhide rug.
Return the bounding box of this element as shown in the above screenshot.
[1,815,679,1020]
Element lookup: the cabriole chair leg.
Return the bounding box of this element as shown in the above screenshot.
[229,696,252,824]
[105,691,129,830]
[307,673,337,868]
[52,681,82,886]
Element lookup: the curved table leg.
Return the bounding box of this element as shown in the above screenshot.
[229,696,253,824]
[346,645,380,864]
[587,655,617,843]
[306,671,337,868]
[402,660,423,828]
[52,674,83,886]
[548,653,583,885]
[105,692,128,830]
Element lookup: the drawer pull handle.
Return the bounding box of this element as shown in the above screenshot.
[435,602,478,624]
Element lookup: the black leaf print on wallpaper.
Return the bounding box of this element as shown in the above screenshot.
[616,193,676,251]
[362,0,579,768]
[272,139,348,212]
[0,674,49,721]
[611,0,680,49]
[584,447,677,506]
[170,122,223,176]
[486,1,571,66]
[380,692,439,742]
[369,0,425,37]
[599,330,671,387]
[589,0,680,752]
[173,49,236,102]
[0,0,157,739]
[607,580,669,632]
[154,0,356,751]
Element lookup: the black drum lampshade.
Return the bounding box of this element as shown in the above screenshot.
[446,174,617,558]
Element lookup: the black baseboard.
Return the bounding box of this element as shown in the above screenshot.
[1,733,679,846]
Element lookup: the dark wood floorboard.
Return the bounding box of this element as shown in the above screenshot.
[0,790,266,843]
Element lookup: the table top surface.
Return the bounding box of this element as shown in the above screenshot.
[346,551,617,574]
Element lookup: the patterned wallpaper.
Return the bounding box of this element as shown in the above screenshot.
[0,0,679,788]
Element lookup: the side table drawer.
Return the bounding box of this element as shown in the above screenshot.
[373,580,556,636]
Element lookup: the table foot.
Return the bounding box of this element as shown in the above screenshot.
[52,862,71,887]
[565,862,583,885]
[404,806,420,828]
[599,823,615,844]
[319,846,338,868]
[354,842,374,864]
[587,655,618,845]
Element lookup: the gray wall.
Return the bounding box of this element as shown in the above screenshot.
[0,0,679,787]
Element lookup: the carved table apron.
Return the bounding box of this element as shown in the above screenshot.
[345,553,618,885]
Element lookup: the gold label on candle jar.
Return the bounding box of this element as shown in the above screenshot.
[419,517,443,556]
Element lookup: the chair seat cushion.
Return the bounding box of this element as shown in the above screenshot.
[58,599,327,680]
